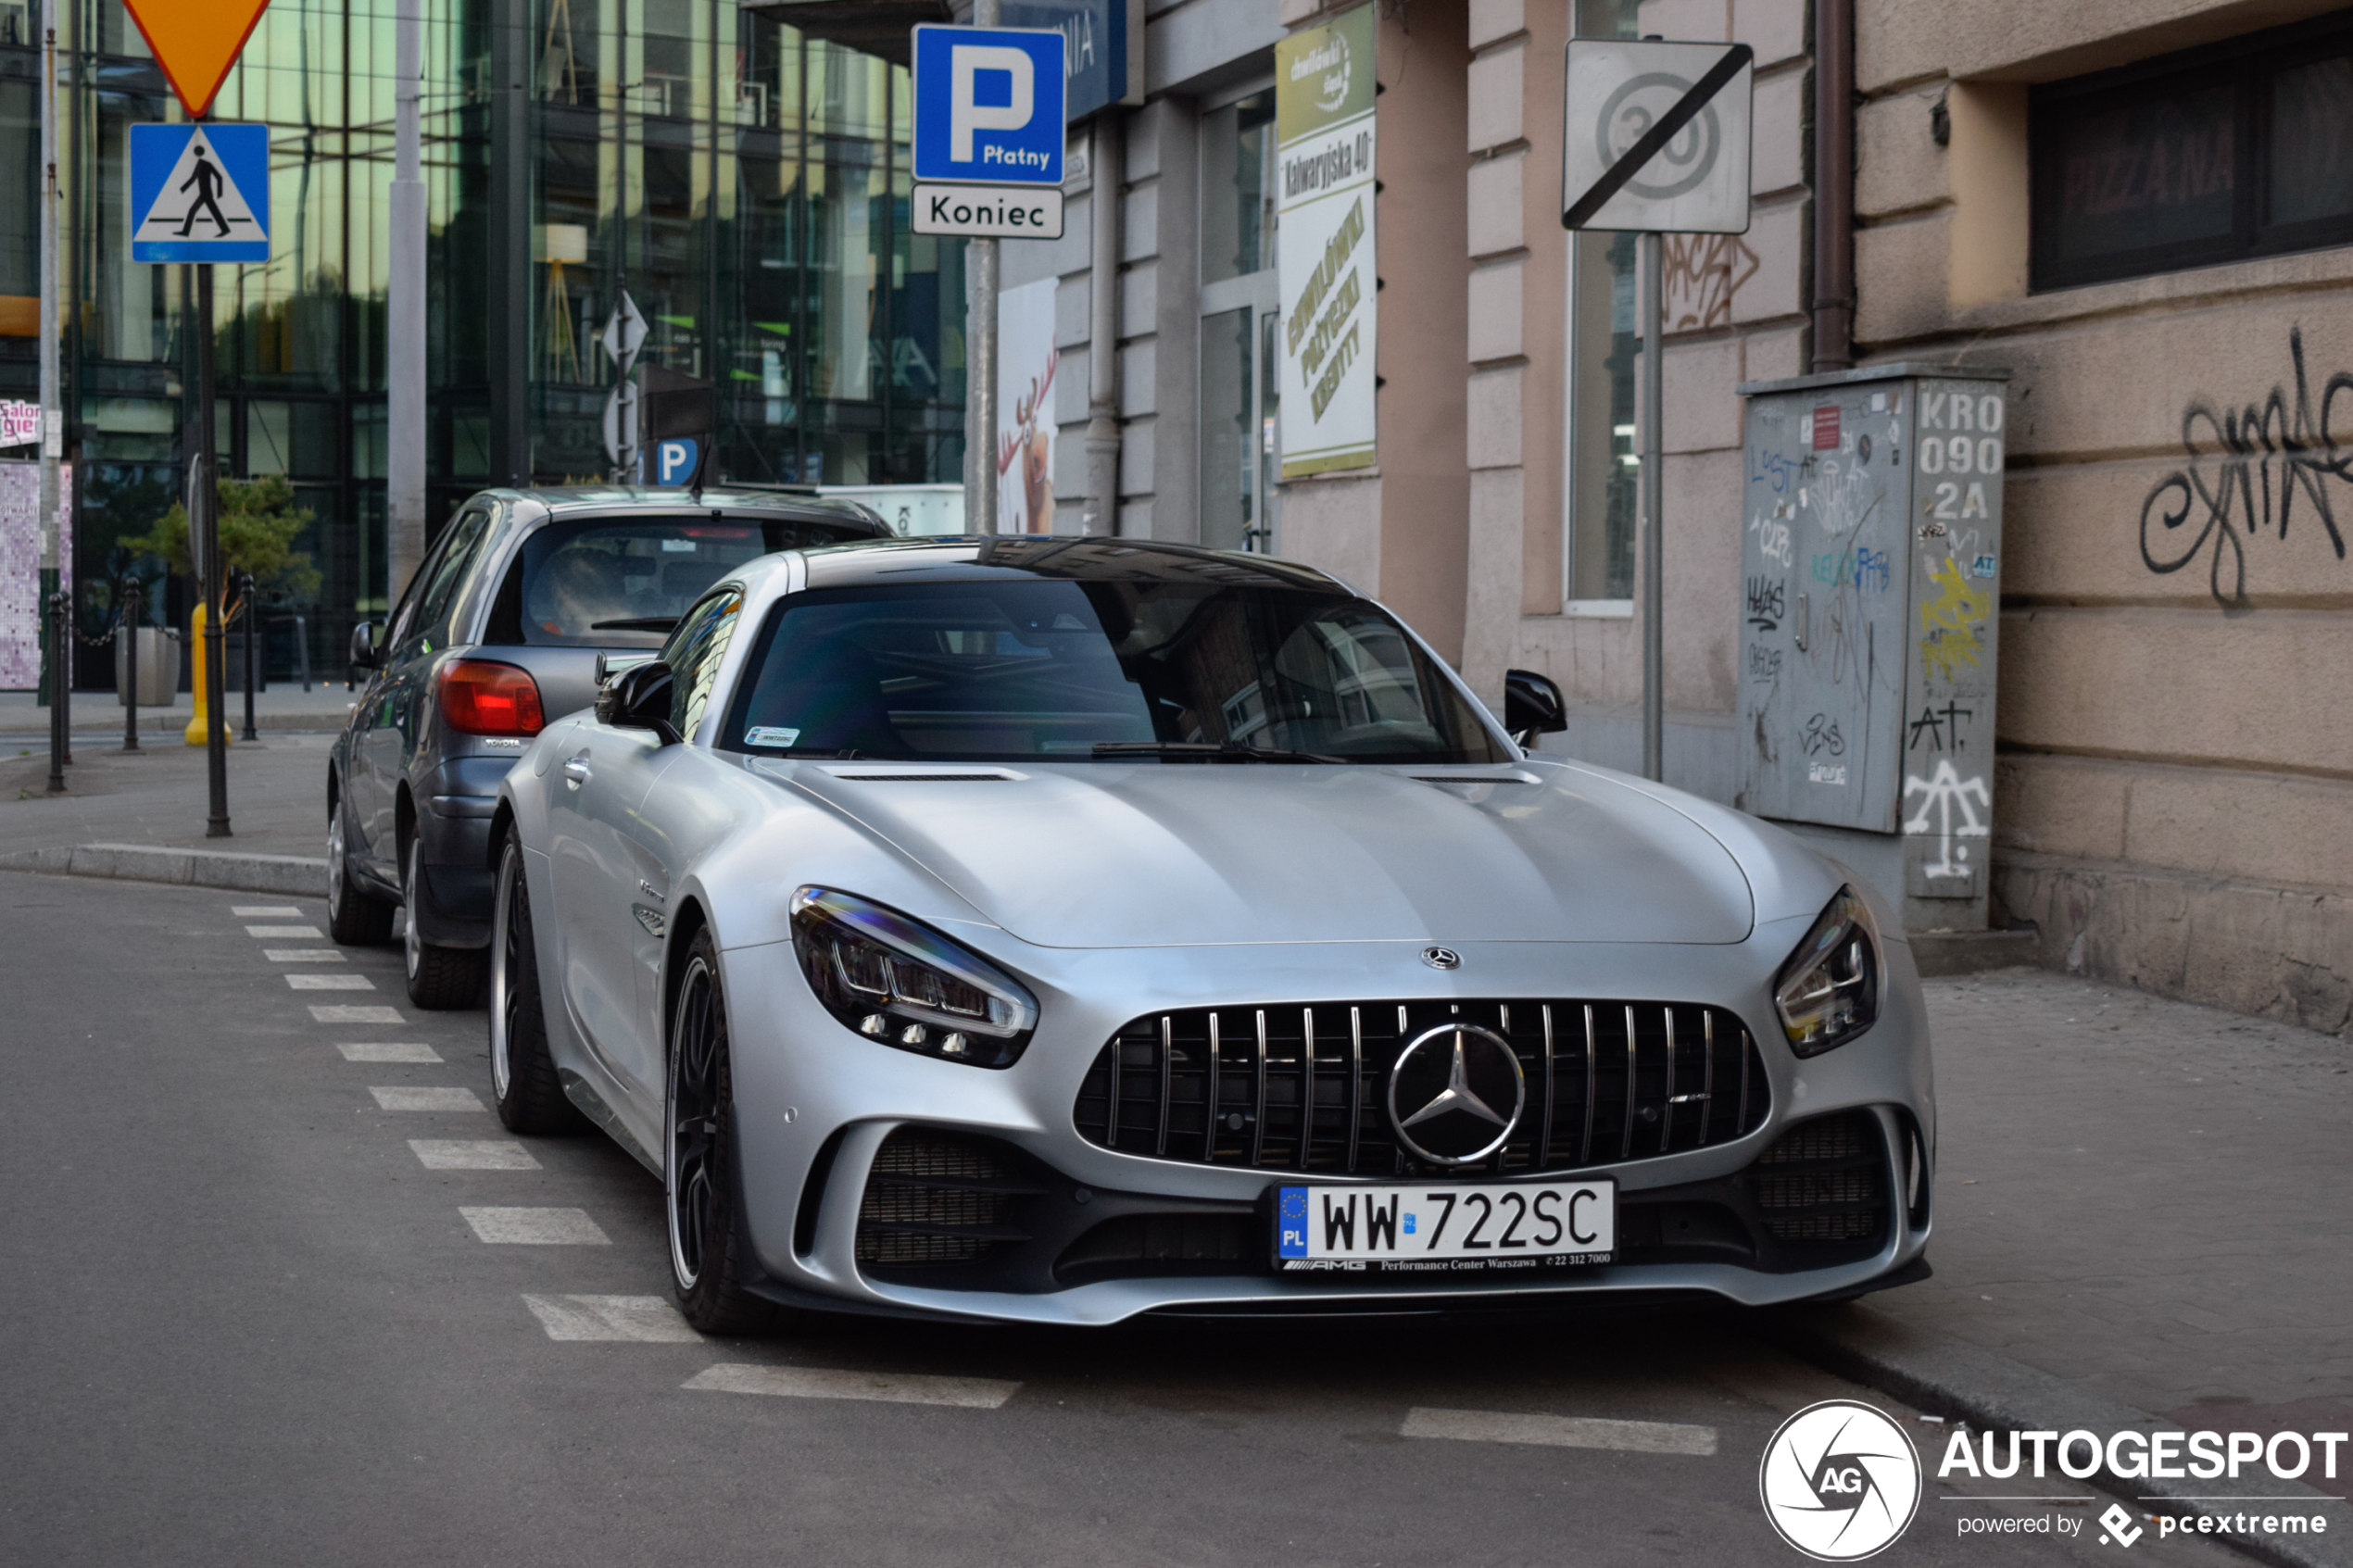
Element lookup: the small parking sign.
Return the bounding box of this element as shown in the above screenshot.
[911,24,1065,186]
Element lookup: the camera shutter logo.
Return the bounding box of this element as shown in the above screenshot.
[1758,1399,1921,1561]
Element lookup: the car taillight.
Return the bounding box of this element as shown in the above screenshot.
[439,659,546,736]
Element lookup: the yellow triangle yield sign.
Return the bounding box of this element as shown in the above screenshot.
[121,0,274,119]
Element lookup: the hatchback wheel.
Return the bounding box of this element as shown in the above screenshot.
[668,931,789,1336]
[325,789,396,946]
[404,839,488,1010]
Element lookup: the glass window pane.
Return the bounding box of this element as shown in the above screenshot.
[1201,90,1277,285]
[1198,307,1252,552]
[1567,232,1638,602]
[2268,53,2353,227]
[2040,83,2236,269]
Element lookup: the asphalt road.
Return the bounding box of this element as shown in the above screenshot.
[0,872,2259,1567]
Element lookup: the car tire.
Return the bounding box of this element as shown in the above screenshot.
[488,838,582,1136]
[668,931,794,1336]
[404,838,488,1010]
[326,785,396,947]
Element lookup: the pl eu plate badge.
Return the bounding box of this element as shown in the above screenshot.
[1277,1187,1310,1260]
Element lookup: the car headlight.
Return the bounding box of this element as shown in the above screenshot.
[1773,885,1881,1057]
[789,887,1038,1068]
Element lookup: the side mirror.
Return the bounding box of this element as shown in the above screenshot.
[597,659,681,745]
[348,621,381,670]
[1503,668,1567,749]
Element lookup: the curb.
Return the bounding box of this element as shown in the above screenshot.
[0,842,328,898]
[1766,1302,2350,1568]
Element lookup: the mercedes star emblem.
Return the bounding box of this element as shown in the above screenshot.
[1420,946,1462,970]
[1386,1022,1526,1165]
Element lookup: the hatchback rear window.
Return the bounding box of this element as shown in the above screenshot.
[484,514,863,647]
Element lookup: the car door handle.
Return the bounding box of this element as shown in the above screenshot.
[562,758,592,789]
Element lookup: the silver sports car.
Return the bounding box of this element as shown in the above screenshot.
[487,536,1932,1334]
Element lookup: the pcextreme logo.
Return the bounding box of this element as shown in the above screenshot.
[1759,1399,1924,1561]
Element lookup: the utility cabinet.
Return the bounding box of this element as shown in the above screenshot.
[1732,363,2010,934]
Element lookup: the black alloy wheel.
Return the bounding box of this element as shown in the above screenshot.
[667,930,786,1336]
[404,838,488,1010]
[325,784,396,946]
[489,838,580,1135]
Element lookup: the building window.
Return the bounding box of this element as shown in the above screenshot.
[2030,11,2353,291]
[1199,83,1280,554]
[1562,0,1640,609]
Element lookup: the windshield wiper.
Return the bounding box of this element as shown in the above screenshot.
[1091,741,1346,765]
[591,616,680,633]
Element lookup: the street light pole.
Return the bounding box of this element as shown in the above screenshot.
[1640,228,1665,784]
[387,0,427,605]
[197,259,230,837]
[963,0,1000,536]
[39,0,63,789]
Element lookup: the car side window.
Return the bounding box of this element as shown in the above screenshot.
[660,587,744,743]
[400,507,496,658]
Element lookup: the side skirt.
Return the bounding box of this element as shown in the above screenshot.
[560,1068,661,1177]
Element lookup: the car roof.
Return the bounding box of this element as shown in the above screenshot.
[792,535,1348,592]
[482,485,891,535]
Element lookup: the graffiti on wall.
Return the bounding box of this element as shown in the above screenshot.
[1902,759,1991,881]
[1663,232,1761,332]
[1918,557,1993,681]
[2139,328,2353,606]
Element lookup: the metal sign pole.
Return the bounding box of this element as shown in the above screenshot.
[197,260,231,838]
[964,0,1001,536]
[39,0,63,791]
[1640,230,1665,783]
[386,0,426,605]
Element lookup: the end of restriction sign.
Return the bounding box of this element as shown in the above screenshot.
[912,183,1066,240]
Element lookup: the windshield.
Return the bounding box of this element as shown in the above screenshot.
[485,513,868,648]
[719,579,1509,764]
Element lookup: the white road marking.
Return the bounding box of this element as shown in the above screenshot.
[370,1086,485,1111]
[1400,1408,1718,1455]
[524,1295,698,1342]
[287,972,374,991]
[683,1363,1021,1410]
[233,905,303,917]
[310,1004,404,1024]
[338,1042,440,1062]
[410,1139,540,1170]
[265,948,345,962]
[245,924,323,938]
[460,1207,610,1245]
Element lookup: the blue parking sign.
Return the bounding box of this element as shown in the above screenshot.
[911,24,1065,186]
[654,437,699,487]
[129,123,271,263]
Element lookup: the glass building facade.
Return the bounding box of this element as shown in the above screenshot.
[3,0,964,687]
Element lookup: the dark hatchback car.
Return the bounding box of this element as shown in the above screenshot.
[326,486,889,1005]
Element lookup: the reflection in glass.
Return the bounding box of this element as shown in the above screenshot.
[1201,90,1277,286]
[1200,307,1253,553]
[2269,55,2353,227]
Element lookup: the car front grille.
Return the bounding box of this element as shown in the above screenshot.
[1749,1110,1887,1245]
[1072,1000,1769,1176]
[854,1128,1044,1267]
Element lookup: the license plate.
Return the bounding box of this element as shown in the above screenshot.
[1273,1179,1616,1275]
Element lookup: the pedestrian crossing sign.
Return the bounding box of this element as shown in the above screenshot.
[129,123,271,264]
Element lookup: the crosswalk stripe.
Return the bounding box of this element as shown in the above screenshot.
[232,905,303,917]
[370,1086,484,1111]
[337,1042,439,1062]
[310,1004,404,1024]
[684,1362,1021,1409]
[287,972,373,990]
[524,1295,698,1342]
[1400,1408,1718,1455]
[245,924,322,938]
[266,948,345,962]
[410,1139,539,1170]
[460,1207,610,1245]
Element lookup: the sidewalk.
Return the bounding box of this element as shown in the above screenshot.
[1,723,332,861]
[0,685,359,737]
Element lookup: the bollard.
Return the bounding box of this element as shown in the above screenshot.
[46,592,67,793]
[184,599,213,746]
[122,578,142,752]
[238,571,258,742]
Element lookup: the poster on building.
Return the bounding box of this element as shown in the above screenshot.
[1275,3,1377,478]
[0,460,70,691]
[996,276,1060,533]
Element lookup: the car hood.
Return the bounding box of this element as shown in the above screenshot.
[776,762,1754,949]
